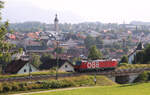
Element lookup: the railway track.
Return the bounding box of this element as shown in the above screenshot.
[0,68,150,82]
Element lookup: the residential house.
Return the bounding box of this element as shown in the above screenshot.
[11,51,26,60]
[5,60,38,74]
[27,32,38,39]
[39,59,74,72]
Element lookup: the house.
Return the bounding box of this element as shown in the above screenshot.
[27,32,38,39]
[24,40,41,46]
[11,51,26,60]
[6,33,16,40]
[128,42,144,64]
[39,59,74,72]
[5,60,39,74]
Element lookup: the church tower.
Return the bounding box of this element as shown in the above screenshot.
[54,14,59,33]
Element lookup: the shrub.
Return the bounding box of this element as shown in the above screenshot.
[11,82,19,91]
[41,80,75,89]
[32,84,41,89]
[26,85,32,90]
[41,81,52,89]
[134,71,149,83]
[0,83,3,92]
[52,81,61,88]
[24,83,41,90]
[0,75,116,93]
[146,71,150,81]
[60,80,76,87]
[18,83,27,91]
[2,83,12,92]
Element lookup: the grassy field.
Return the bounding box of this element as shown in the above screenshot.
[118,64,150,70]
[0,70,71,79]
[30,83,150,95]
[0,75,116,95]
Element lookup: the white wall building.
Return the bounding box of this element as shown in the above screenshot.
[59,62,74,72]
[5,60,39,74]
[17,62,38,74]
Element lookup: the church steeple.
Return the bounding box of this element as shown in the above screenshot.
[54,14,58,22]
[54,14,59,33]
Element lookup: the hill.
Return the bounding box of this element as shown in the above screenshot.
[2,0,85,24]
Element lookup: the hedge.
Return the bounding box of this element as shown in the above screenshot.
[0,76,94,93]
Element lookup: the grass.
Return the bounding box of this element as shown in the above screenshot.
[30,83,150,95]
[0,70,71,79]
[58,75,116,86]
[118,64,150,70]
[0,75,116,95]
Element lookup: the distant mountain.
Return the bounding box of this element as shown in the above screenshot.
[2,1,85,24]
[130,21,150,25]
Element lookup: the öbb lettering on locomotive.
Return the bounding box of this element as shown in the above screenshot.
[74,59,118,72]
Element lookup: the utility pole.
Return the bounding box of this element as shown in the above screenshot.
[94,65,98,85]
[29,55,32,80]
[56,41,59,80]
[54,14,59,80]
[94,72,97,85]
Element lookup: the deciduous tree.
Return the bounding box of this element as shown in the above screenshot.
[84,35,95,49]
[88,45,103,60]
[120,55,128,63]
[0,1,16,73]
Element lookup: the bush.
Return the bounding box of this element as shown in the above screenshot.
[146,71,150,81]
[0,83,3,92]
[11,83,19,91]
[50,81,61,88]
[118,63,128,67]
[41,82,52,89]
[60,80,76,87]
[31,84,41,89]
[0,75,116,93]
[134,71,149,83]
[18,83,27,91]
[2,83,12,92]
[41,80,75,89]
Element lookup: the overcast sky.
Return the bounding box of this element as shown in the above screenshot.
[2,0,150,23]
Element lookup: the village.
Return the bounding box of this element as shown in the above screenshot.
[2,0,150,94]
[2,14,149,75]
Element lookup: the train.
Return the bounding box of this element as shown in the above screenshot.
[74,59,118,72]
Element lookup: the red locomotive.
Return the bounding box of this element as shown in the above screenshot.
[74,59,118,72]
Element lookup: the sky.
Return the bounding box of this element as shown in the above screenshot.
[2,0,150,24]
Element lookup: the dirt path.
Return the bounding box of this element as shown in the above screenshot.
[12,86,94,95]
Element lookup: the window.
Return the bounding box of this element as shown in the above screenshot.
[24,69,26,72]
[65,65,68,68]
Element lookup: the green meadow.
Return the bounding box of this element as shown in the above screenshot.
[30,83,150,95]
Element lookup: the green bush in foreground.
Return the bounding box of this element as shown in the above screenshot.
[0,75,116,94]
[134,71,149,83]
